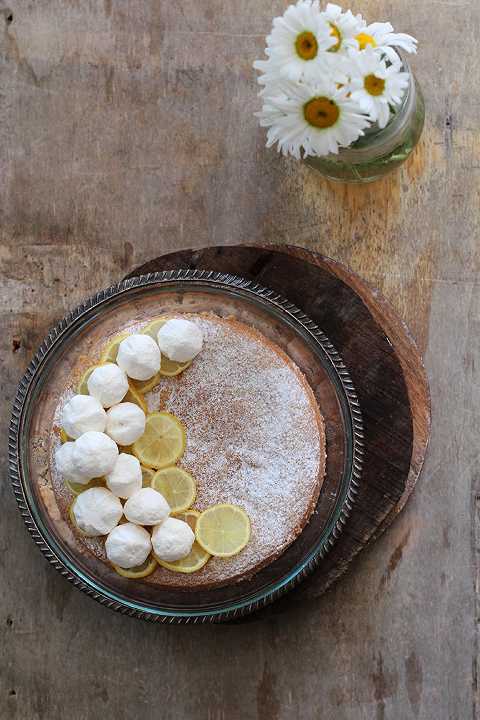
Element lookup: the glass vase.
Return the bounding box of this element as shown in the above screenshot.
[303,61,425,184]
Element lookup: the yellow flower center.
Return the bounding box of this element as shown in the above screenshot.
[356,32,377,50]
[328,23,342,52]
[304,97,340,129]
[364,74,385,96]
[295,31,318,60]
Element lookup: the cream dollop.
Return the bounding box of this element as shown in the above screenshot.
[105,523,152,568]
[105,402,146,446]
[71,431,119,480]
[123,487,170,526]
[87,363,129,408]
[116,334,161,381]
[151,517,194,561]
[105,453,142,499]
[55,441,90,484]
[157,319,203,363]
[61,394,107,439]
[72,487,123,536]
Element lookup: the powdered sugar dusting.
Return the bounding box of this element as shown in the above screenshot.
[150,314,324,586]
[49,314,325,589]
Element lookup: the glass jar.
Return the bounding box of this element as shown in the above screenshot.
[303,59,425,183]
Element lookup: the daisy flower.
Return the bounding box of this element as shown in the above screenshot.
[256,51,348,97]
[347,47,410,128]
[253,0,335,84]
[255,78,369,158]
[355,21,417,61]
[320,3,363,54]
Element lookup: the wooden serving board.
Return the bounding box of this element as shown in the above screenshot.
[125,244,430,616]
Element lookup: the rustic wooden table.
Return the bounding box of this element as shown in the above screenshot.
[0,1,477,718]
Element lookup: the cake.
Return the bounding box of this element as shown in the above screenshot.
[50,313,326,589]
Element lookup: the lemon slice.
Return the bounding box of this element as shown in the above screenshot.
[174,508,200,530]
[132,412,186,469]
[141,317,168,340]
[195,504,251,557]
[157,510,211,573]
[68,502,79,529]
[156,543,210,574]
[68,501,89,535]
[77,366,97,395]
[100,332,129,363]
[151,467,196,512]
[142,317,191,377]
[112,556,157,579]
[65,477,105,496]
[160,356,191,377]
[124,383,148,414]
[131,372,161,395]
[141,466,155,488]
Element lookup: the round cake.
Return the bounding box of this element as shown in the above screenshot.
[50,313,326,588]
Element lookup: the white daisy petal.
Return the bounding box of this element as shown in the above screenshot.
[255,0,335,84]
[356,20,417,55]
[367,22,394,36]
[321,3,364,53]
[255,76,369,159]
[382,46,403,65]
[346,47,410,127]
[387,33,417,54]
[377,101,391,129]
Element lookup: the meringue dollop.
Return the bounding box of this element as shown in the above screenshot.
[105,402,146,446]
[61,394,107,439]
[55,441,90,484]
[87,363,129,408]
[71,487,123,536]
[105,453,142,499]
[71,431,119,480]
[116,334,161,381]
[105,523,152,568]
[157,319,203,363]
[124,487,170,526]
[151,517,195,561]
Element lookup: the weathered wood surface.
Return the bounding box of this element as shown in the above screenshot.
[0,1,478,718]
[128,245,430,612]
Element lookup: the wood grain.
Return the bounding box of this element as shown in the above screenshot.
[1,1,478,718]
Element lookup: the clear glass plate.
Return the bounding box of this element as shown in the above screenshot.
[9,271,363,622]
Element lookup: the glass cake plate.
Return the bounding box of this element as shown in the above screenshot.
[9,271,363,623]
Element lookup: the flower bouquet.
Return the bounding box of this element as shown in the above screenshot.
[254,2,424,182]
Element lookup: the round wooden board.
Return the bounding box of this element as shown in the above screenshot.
[126,244,430,619]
